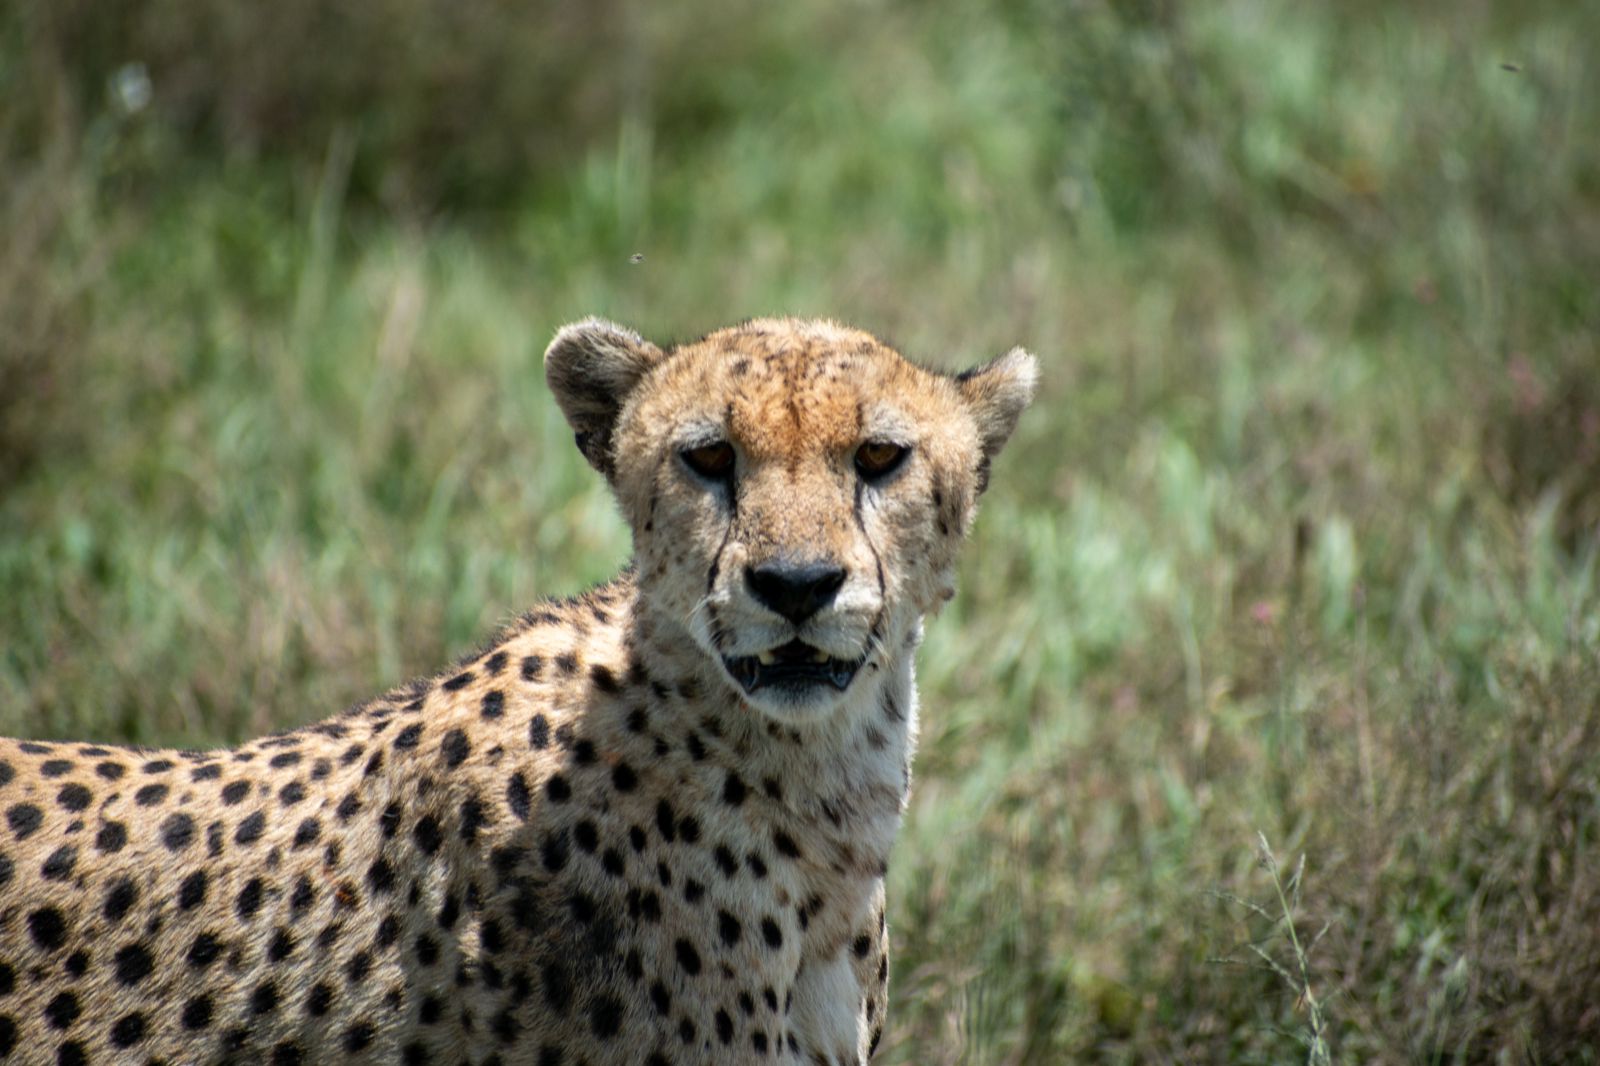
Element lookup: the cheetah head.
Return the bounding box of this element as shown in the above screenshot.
[546,317,1035,723]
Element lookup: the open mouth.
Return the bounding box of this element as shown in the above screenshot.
[723,639,863,694]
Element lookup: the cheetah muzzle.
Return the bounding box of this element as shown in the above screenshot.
[0,316,1035,1065]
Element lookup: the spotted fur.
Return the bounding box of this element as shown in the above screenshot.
[0,317,1035,1064]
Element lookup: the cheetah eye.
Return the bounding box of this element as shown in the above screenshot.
[680,441,736,480]
[854,441,909,481]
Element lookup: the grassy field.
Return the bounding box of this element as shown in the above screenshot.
[4,1,1599,1061]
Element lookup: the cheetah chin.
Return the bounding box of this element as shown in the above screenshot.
[0,315,1035,1066]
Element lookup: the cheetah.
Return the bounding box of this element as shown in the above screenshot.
[0,317,1035,1065]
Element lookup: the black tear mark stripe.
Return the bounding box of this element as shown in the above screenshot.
[853,478,890,644]
[705,458,740,596]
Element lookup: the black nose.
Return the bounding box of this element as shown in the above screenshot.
[745,561,847,625]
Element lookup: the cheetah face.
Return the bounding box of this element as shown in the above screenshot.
[547,317,1035,722]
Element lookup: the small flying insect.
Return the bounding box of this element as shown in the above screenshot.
[629,252,645,264]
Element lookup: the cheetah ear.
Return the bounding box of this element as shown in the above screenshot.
[545,318,665,478]
[955,346,1038,494]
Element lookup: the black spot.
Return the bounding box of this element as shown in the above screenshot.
[722,773,747,806]
[365,750,385,776]
[394,723,423,749]
[103,876,139,921]
[269,752,301,768]
[556,653,578,675]
[684,878,706,904]
[573,739,596,764]
[380,801,402,839]
[44,991,80,1029]
[191,763,222,781]
[679,816,701,843]
[545,774,571,803]
[686,732,707,761]
[460,795,489,841]
[291,875,315,914]
[268,928,296,961]
[40,759,73,777]
[221,781,250,805]
[162,812,196,851]
[520,655,543,682]
[133,782,167,806]
[612,763,638,792]
[853,933,873,957]
[187,931,224,967]
[346,1021,376,1052]
[252,982,280,1014]
[718,910,741,947]
[40,844,76,880]
[656,800,676,842]
[237,877,265,918]
[602,848,625,878]
[481,691,505,719]
[95,820,128,853]
[0,1017,12,1057]
[649,980,671,1016]
[306,982,334,1016]
[368,857,398,893]
[574,820,598,853]
[346,952,373,983]
[235,810,267,844]
[441,729,470,768]
[747,852,768,878]
[541,828,571,873]
[63,951,87,976]
[57,1041,88,1066]
[28,906,67,950]
[715,1008,734,1044]
[293,817,321,848]
[529,714,550,749]
[279,781,306,805]
[589,995,623,1039]
[443,672,474,691]
[675,938,702,976]
[114,942,154,985]
[56,785,92,812]
[714,845,738,876]
[413,814,444,855]
[109,1012,147,1047]
[541,959,572,1015]
[377,913,401,948]
[436,895,461,930]
[411,996,443,1031]
[273,1042,304,1066]
[773,830,801,859]
[337,794,361,821]
[761,917,783,949]
[590,664,620,694]
[181,994,214,1029]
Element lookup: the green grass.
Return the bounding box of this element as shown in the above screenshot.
[4,1,1600,1060]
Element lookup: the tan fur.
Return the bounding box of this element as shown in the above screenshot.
[0,317,1034,1064]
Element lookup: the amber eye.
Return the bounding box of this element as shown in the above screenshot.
[854,441,909,480]
[681,441,736,479]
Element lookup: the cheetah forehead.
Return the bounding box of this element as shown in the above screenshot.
[629,318,962,459]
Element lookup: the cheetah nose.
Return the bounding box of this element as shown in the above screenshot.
[744,560,847,625]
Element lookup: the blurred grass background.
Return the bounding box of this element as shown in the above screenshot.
[3,0,1600,1061]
